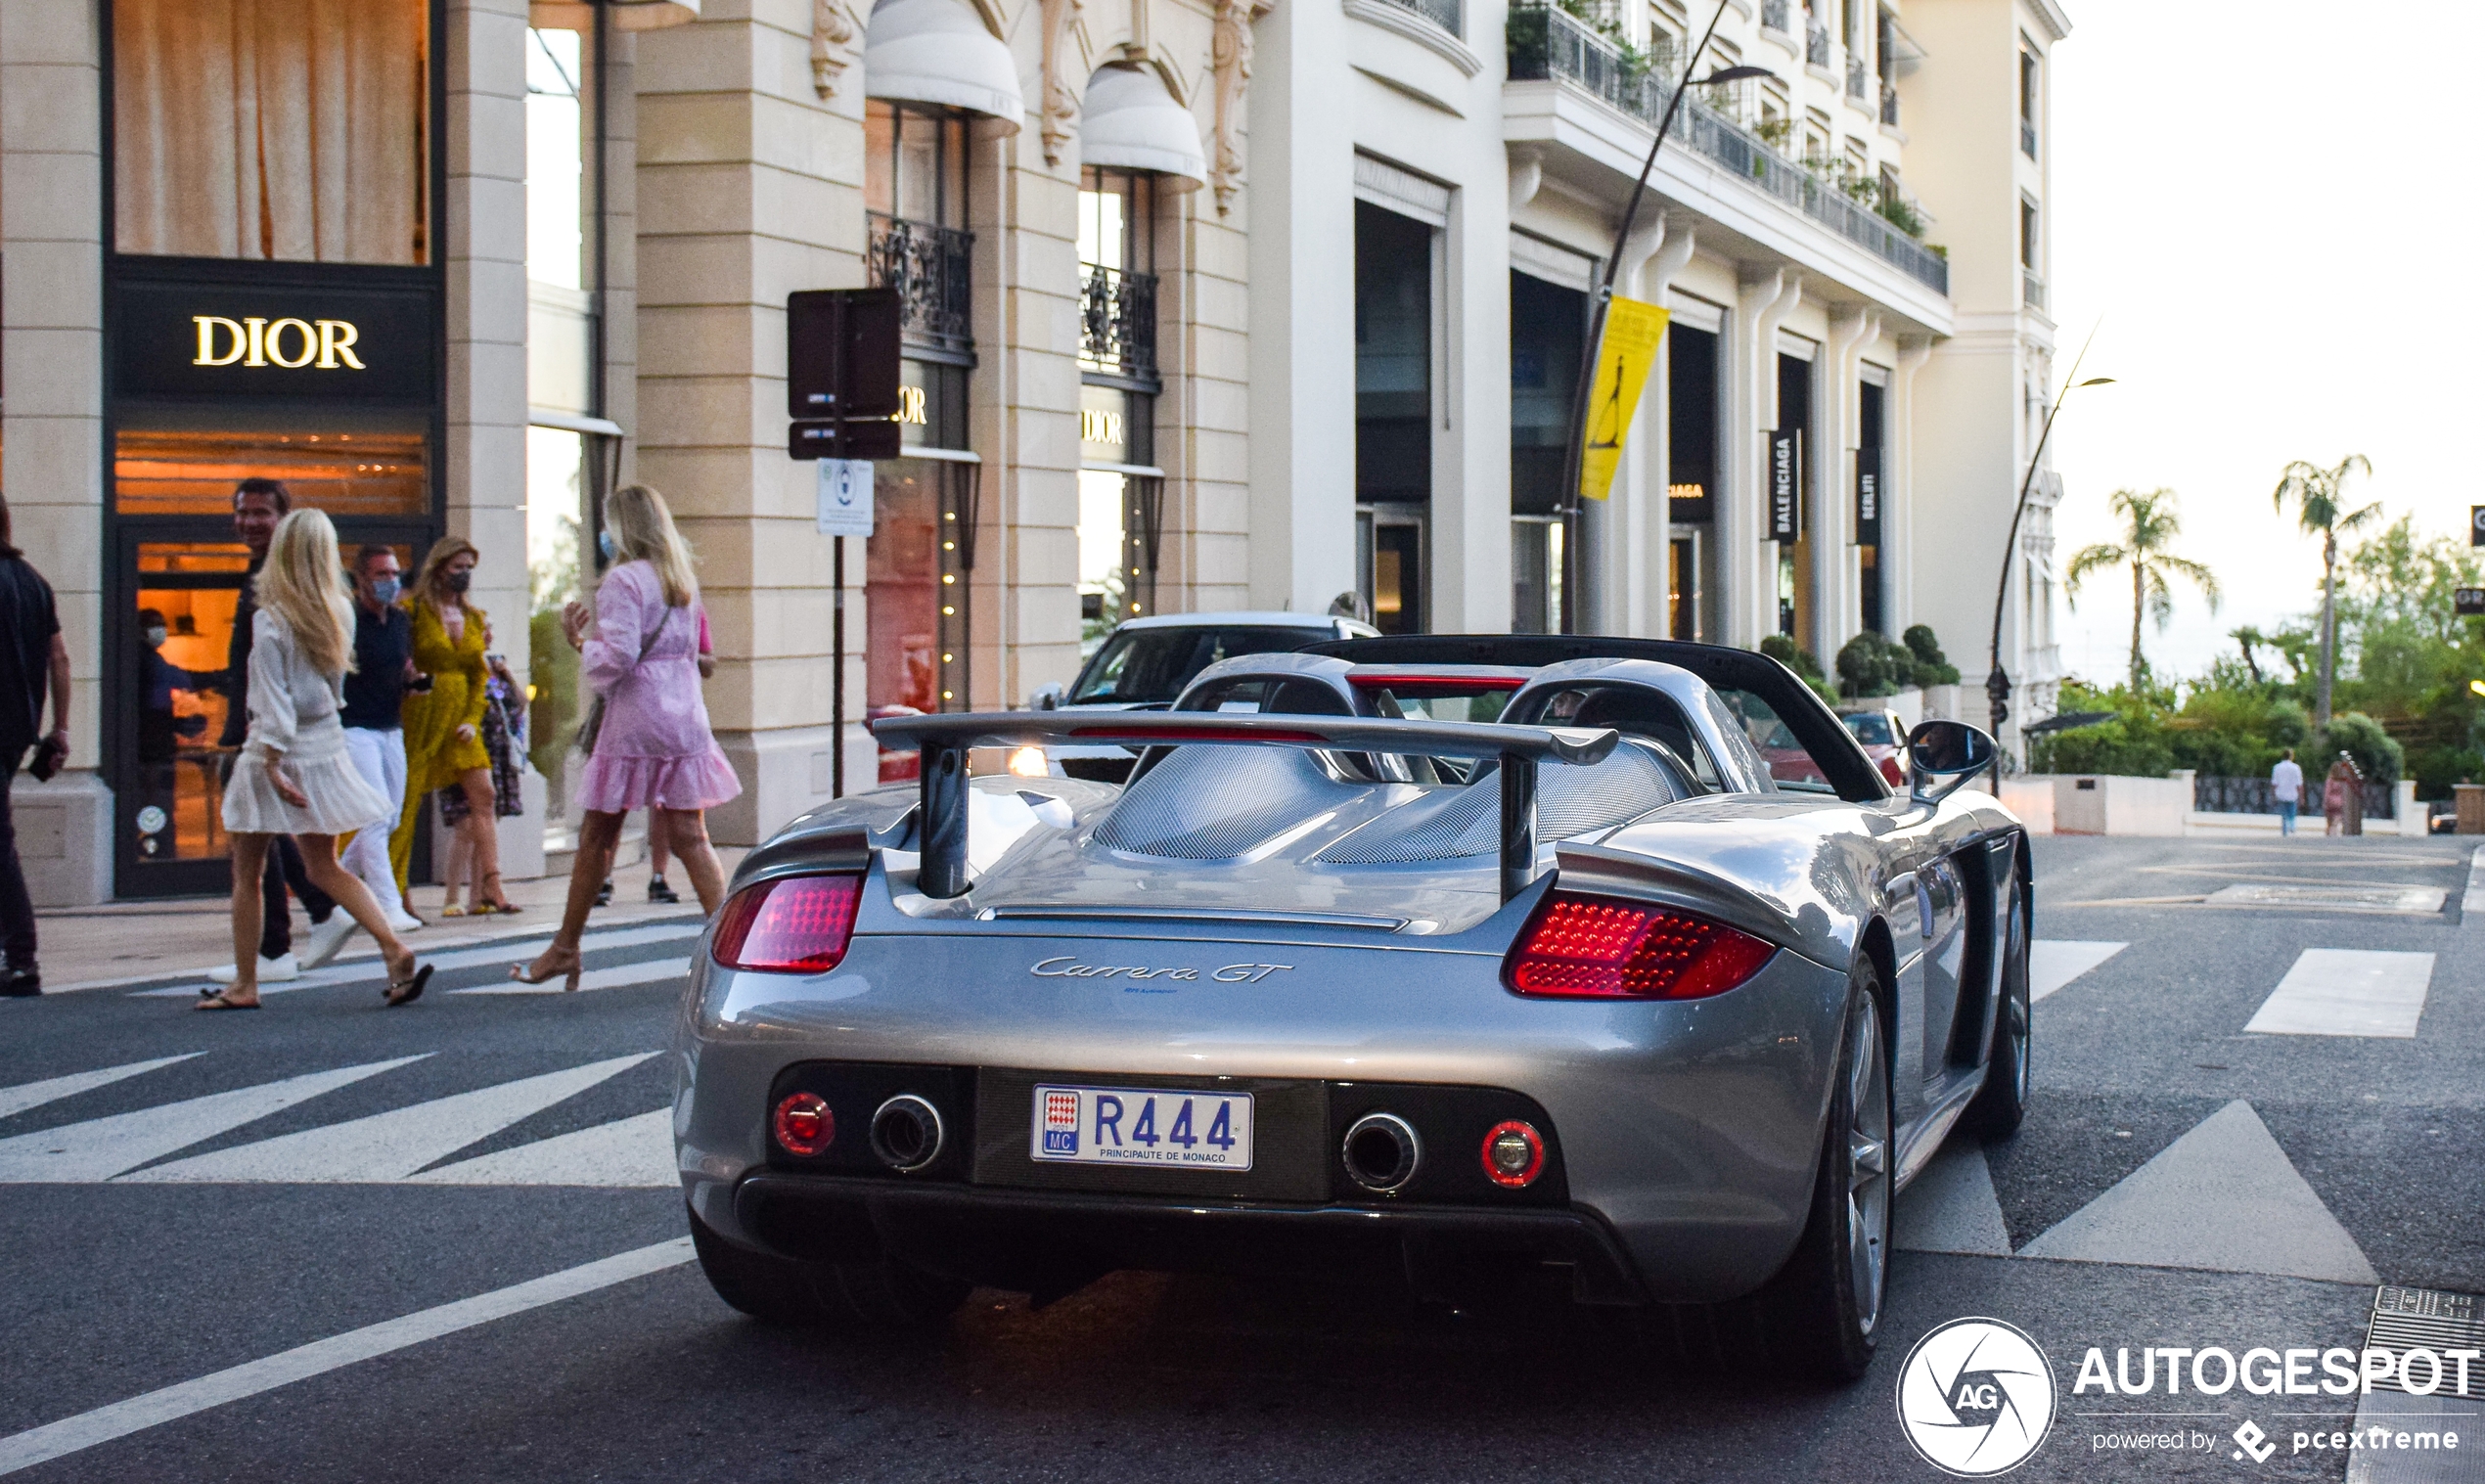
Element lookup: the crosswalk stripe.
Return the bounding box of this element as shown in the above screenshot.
[1894,1141,2012,1256]
[2029,939,2126,1003]
[2017,1100,2377,1283]
[121,1054,657,1185]
[0,1057,429,1184]
[0,1237,696,1477]
[449,960,688,997]
[129,923,701,999]
[2245,948,2435,1038]
[0,1056,202,1122]
[411,1108,676,1188]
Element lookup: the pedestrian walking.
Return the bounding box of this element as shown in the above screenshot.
[336,544,422,934]
[209,478,344,985]
[436,652,527,916]
[2270,747,2303,837]
[615,606,712,910]
[2324,752,2364,837]
[0,492,70,997]
[201,510,431,1012]
[513,484,739,990]
[390,537,517,915]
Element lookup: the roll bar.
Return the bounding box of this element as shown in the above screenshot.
[868,710,1622,902]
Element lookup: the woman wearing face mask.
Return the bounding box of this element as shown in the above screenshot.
[389,536,515,914]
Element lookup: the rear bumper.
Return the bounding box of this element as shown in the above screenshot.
[730,1172,1649,1304]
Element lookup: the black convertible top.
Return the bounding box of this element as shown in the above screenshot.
[1301,634,1890,803]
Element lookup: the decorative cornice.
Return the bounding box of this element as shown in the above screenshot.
[1039,0,1085,166]
[1209,0,1275,214]
[1340,0,1481,77]
[811,0,863,98]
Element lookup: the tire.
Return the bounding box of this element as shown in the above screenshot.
[1650,964,1893,1383]
[1962,871,2031,1139]
[689,1205,970,1331]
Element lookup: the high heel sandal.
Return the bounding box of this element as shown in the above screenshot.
[481,871,520,916]
[384,959,434,1008]
[509,943,582,992]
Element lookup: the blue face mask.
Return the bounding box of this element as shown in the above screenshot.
[369,576,401,606]
[598,529,619,562]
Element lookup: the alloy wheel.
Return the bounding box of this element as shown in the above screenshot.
[1845,1003,1891,1337]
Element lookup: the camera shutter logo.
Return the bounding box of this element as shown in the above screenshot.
[1895,1317,2057,1476]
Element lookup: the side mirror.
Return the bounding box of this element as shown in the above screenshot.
[1907,720,1996,806]
[1029,682,1065,712]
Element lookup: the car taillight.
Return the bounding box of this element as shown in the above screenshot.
[1503,891,1776,1000]
[1480,1120,1545,1188]
[773,1092,835,1156]
[711,875,863,973]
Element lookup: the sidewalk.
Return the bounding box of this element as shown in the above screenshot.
[32,849,746,994]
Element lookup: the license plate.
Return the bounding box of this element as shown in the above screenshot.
[1028,1084,1255,1171]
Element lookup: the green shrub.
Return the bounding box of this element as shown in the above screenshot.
[1834,631,1907,697]
[2409,743,2485,801]
[2317,711,2403,788]
[1901,624,1962,687]
[1759,635,1838,706]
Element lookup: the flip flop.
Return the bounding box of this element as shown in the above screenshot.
[196,992,261,1012]
[384,964,434,1008]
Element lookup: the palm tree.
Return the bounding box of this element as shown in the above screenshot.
[2270,454,2377,726]
[2065,487,2222,691]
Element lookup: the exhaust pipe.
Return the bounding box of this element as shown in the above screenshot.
[870,1094,946,1172]
[1341,1112,1423,1193]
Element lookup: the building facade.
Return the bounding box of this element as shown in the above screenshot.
[1,0,2061,906]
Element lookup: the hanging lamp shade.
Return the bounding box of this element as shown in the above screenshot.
[1077,65,1206,189]
[864,0,1025,131]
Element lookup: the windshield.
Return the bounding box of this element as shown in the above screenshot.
[1067,627,1324,705]
[1362,689,1511,724]
[1843,712,1895,746]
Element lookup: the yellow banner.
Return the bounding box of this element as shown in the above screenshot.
[1577,297,1671,502]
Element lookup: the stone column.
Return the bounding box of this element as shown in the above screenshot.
[635,0,865,842]
[0,0,111,905]
[1814,304,1874,665]
[1728,268,1800,649]
[1162,174,1254,617]
[1885,335,1931,638]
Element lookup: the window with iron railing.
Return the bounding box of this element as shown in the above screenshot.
[1080,265,1158,384]
[1879,79,1899,127]
[866,212,974,356]
[866,103,975,356]
[1078,167,1161,388]
[1378,0,1462,36]
[2020,117,2038,158]
[2022,268,2046,311]
[1846,54,1868,99]
[1761,0,1789,32]
[1806,22,1830,67]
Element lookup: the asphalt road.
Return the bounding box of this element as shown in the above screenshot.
[2,832,2478,1483]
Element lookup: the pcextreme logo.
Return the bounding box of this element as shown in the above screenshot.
[1895,1318,2059,1476]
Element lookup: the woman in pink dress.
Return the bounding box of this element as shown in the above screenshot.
[511,484,740,989]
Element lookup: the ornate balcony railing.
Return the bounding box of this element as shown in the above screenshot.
[2020,116,2038,157]
[1879,79,1900,127]
[1507,2,1948,295]
[2021,267,2046,311]
[1846,54,1868,98]
[1805,22,1830,67]
[1376,0,1462,36]
[1079,262,1159,386]
[1760,0,1789,32]
[866,211,974,357]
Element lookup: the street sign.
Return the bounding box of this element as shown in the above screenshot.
[789,416,901,462]
[2456,587,2485,617]
[787,288,901,420]
[816,458,875,538]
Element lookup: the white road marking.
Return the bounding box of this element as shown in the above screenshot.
[128,923,702,999]
[2018,1101,2377,1284]
[0,1057,428,1184]
[2205,883,2447,916]
[2465,846,2485,926]
[0,1237,695,1477]
[2244,949,2435,1039]
[1894,1141,2012,1256]
[0,1057,201,1121]
[2029,940,2126,1003]
[411,1108,676,1188]
[122,1055,657,1184]
[449,960,689,997]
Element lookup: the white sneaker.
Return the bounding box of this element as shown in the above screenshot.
[385,909,425,933]
[208,953,300,985]
[299,914,359,969]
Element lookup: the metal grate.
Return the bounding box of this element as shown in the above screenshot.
[1078,263,1159,385]
[1376,0,1462,36]
[866,211,974,356]
[2194,774,2392,821]
[1092,745,1363,860]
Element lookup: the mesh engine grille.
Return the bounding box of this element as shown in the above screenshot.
[1315,746,1682,865]
[1091,746,1363,860]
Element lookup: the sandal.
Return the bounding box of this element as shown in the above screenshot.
[482,873,520,916]
[196,991,261,1012]
[509,943,583,993]
[384,961,434,1008]
[440,904,469,918]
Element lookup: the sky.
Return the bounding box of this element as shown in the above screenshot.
[2044,1,2485,686]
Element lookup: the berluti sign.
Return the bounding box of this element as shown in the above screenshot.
[1854,446,1882,546]
[111,276,438,402]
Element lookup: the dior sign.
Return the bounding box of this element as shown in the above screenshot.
[111,270,437,404]
[192,316,366,370]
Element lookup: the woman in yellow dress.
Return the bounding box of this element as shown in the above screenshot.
[389,537,515,913]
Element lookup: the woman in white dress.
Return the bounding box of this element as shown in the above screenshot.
[203,510,433,1011]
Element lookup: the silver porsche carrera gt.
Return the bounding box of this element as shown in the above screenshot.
[672,635,2033,1379]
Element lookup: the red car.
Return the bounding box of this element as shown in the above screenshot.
[1838,707,1910,787]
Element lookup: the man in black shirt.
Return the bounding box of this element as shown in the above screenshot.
[337,544,419,933]
[0,492,69,996]
[208,477,341,984]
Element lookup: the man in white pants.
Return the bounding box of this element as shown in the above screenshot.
[316,544,422,961]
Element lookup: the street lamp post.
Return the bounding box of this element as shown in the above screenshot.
[1984,368,2111,786]
[1555,0,1773,631]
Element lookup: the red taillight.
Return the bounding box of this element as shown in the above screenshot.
[1503,892,1777,1000]
[774,1092,835,1156]
[712,876,864,974]
[1480,1120,1545,1188]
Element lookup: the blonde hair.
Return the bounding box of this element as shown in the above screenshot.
[413,535,480,612]
[254,510,356,678]
[605,483,699,609]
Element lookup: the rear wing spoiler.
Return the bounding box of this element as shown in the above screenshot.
[869,710,1622,902]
